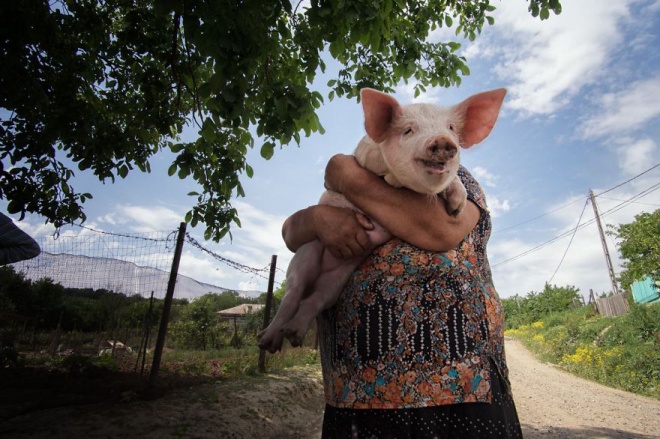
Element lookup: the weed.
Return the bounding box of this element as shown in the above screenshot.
[507,304,660,400]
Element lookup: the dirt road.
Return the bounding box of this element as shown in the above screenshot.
[1,339,659,438]
[506,338,660,439]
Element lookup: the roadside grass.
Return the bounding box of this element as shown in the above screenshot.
[157,339,321,380]
[2,337,320,384]
[505,303,660,400]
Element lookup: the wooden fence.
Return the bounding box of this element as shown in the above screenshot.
[594,293,629,317]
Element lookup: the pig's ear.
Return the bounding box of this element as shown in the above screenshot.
[455,88,507,148]
[361,88,402,143]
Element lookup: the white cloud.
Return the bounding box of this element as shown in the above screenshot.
[178,250,232,284]
[580,77,660,138]
[233,200,289,253]
[239,280,262,292]
[487,196,511,219]
[615,137,658,175]
[109,205,184,232]
[482,1,633,116]
[472,166,498,187]
[396,82,441,104]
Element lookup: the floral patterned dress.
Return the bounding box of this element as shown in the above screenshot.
[318,167,522,438]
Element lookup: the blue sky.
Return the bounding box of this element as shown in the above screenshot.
[5,0,660,300]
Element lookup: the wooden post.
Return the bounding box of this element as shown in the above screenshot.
[589,190,620,295]
[589,289,599,315]
[149,222,186,385]
[135,291,155,374]
[258,255,277,373]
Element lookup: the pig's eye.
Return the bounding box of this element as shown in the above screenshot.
[403,127,414,136]
[449,123,455,132]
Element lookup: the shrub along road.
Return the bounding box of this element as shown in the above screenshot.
[1,340,659,438]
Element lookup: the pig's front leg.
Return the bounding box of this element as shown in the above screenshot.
[258,239,324,353]
[441,176,468,216]
[283,255,363,347]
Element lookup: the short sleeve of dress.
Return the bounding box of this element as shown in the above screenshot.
[457,165,488,214]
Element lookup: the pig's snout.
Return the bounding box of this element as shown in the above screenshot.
[427,138,458,161]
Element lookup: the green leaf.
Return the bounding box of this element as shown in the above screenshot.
[200,120,217,142]
[6,200,21,214]
[118,165,129,179]
[168,164,177,176]
[447,41,461,51]
[260,142,275,160]
[245,164,254,178]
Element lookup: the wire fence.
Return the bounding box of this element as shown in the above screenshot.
[10,224,272,300]
[5,223,279,381]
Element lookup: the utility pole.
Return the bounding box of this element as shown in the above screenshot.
[589,190,620,295]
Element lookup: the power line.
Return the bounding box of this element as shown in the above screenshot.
[492,182,660,268]
[495,161,660,234]
[594,162,660,197]
[496,196,586,234]
[597,196,660,207]
[547,199,589,284]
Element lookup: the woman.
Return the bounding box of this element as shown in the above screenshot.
[282,154,522,438]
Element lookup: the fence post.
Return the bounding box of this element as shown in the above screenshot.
[258,254,277,372]
[149,222,186,385]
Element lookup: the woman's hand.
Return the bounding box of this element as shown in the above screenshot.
[315,207,374,260]
[282,204,374,260]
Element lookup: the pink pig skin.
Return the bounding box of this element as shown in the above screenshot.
[257,88,506,353]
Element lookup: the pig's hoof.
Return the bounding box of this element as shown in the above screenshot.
[446,196,466,217]
[286,334,304,347]
[283,327,306,347]
[257,329,284,353]
[447,203,465,217]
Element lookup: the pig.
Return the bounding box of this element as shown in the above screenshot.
[257,87,506,353]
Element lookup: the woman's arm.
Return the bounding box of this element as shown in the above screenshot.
[324,154,480,252]
[282,204,374,259]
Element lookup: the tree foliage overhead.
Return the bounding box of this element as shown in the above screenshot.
[0,0,560,241]
[608,209,660,289]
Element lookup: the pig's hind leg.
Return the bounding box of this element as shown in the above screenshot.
[283,255,361,347]
[258,240,324,353]
[283,224,391,347]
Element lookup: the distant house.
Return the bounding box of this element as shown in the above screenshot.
[218,304,265,325]
[631,277,660,304]
[218,304,265,345]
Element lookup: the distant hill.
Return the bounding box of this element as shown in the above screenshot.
[10,252,264,300]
